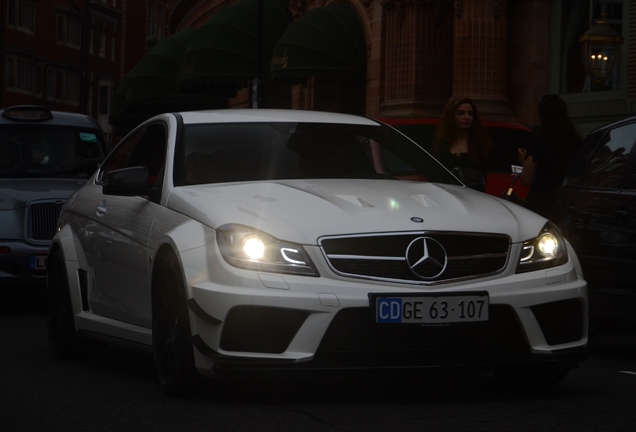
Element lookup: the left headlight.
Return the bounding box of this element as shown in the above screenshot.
[216,224,318,276]
[516,222,568,273]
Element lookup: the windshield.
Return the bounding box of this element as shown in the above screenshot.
[0,125,106,179]
[177,122,458,186]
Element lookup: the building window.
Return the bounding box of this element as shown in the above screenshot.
[5,0,36,32]
[6,57,15,88]
[145,1,166,42]
[157,4,163,39]
[8,0,36,33]
[559,0,624,93]
[147,4,154,38]
[57,15,65,41]
[68,17,82,47]
[16,58,34,93]
[7,0,15,25]
[111,25,117,61]
[5,56,34,94]
[99,22,106,58]
[57,14,82,48]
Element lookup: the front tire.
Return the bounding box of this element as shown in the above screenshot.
[152,254,198,396]
[46,250,79,359]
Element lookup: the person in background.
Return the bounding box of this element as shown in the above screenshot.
[432,96,493,177]
[517,94,583,219]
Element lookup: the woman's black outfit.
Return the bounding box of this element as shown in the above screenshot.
[434,146,488,177]
[524,133,571,219]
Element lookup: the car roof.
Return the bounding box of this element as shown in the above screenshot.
[178,109,381,126]
[0,105,101,129]
[376,116,532,131]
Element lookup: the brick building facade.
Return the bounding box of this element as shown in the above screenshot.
[1,0,174,146]
[2,0,634,141]
[169,0,634,136]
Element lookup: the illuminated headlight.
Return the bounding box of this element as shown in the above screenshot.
[516,222,568,273]
[216,224,318,276]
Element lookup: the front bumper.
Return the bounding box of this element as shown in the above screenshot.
[0,240,48,289]
[181,244,588,379]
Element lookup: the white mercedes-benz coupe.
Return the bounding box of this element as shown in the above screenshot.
[47,109,587,395]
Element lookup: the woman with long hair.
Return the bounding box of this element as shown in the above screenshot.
[433,96,493,176]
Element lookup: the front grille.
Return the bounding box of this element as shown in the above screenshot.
[320,231,510,284]
[28,202,64,241]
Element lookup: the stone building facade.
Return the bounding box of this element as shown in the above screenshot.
[168,0,634,134]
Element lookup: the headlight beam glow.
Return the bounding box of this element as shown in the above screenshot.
[242,236,265,260]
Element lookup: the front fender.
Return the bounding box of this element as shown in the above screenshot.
[152,219,216,299]
[49,224,90,330]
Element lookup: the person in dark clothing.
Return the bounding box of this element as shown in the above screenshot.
[517,94,583,219]
[433,96,493,177]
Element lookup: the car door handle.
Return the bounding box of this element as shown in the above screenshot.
[96,201,107,217]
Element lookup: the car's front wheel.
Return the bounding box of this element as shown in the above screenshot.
[152,254,198,396]
[46,249,78,359]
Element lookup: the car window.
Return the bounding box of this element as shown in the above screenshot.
[386,123,534,173]
[392,124,436,152]
[0,125,106,179]
[581,122,636,189]
[177,122,458,186]
[99,123,167,184]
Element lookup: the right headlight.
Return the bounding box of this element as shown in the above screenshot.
[516,222,568,273]
[216,224,318,276]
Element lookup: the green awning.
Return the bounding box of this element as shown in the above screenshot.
[125,28,214,109]
[110,28,221,132]
[270,3,366,78]
[178,0,292,92]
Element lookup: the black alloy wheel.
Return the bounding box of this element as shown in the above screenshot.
[152,254,198,396]
[46,250,79,359]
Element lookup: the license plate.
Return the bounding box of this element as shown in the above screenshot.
[29,255,47,270]
[373,292,489,324]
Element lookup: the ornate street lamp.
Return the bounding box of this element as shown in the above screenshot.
[579,13,624,87]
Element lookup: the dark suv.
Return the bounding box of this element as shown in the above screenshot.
[553,115,636,324]
[1,106,108,292]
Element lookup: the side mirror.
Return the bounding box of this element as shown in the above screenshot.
[102,166,154,196]
[452,167,486,192]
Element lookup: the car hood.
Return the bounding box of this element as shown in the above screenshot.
[167,180,546,245]
[0,178,87,210]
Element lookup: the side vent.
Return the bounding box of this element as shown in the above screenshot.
[77,269,89,311]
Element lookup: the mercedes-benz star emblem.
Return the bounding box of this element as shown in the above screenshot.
[405,237,448,280]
